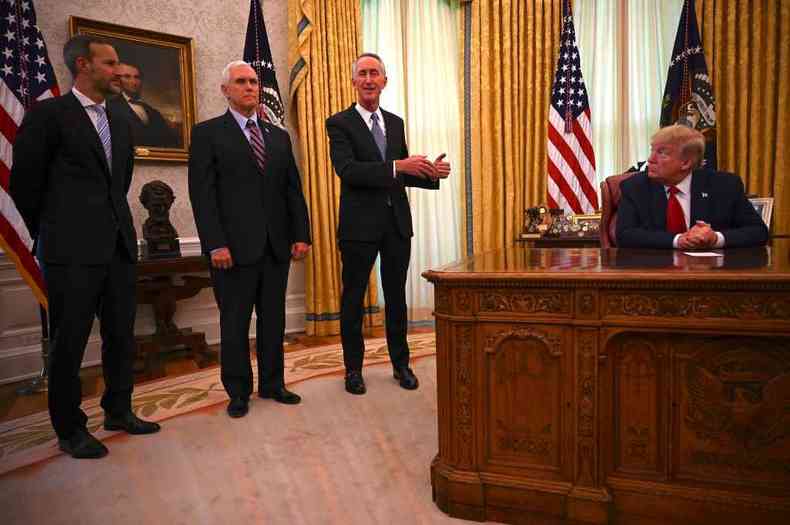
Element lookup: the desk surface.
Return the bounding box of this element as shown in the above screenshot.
[424,239,787,283]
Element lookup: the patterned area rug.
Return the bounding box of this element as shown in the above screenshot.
[0,332,436,476]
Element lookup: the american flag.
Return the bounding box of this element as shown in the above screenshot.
[547,0,598,215]
[0,0,58,308]
[243,0,285,129]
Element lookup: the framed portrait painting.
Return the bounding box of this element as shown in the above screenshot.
[69,17,197,162]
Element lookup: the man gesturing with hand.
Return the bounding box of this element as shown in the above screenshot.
[326,52,450,396]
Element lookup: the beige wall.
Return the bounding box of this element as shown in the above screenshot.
[0,1,305,384]
[37,0,292,238]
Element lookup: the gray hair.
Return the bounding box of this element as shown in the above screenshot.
[221,60,252,85]
[352,53,386,78]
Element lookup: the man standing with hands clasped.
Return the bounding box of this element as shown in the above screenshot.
[616,124,768,250]
[326,53,450,395]
[189,61,311,418]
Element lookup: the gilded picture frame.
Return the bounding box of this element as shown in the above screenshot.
[69,17,197,162]
[748,197,774,229]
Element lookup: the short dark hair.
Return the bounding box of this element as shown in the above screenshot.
[63,35,112,76]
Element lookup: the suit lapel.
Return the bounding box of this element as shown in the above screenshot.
[689,170,710,223]
[107,107,127,183]
[649,179,668,229]
[222,110,259,171]
[65,93,112,178]
[382,110,399,161]
[347,104,384,160]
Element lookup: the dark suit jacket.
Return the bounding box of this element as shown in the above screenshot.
[9,92,137,264]
[616,169,769,249]
[188,111,310,265]
[108,96,180,148]
[325,104,439,241]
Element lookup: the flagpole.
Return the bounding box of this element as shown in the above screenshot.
[16,306,49,395]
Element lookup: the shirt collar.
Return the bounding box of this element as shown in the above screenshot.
[72,87,106,110]
[228,106,259,130]
[354,103,383,127]
[666,172,692,195]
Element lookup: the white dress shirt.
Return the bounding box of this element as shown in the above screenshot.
[122,92,150,124]
[228,107,260,143]
[72,87,107,135]
[668,173,725,248]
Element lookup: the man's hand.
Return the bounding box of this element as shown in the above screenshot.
[291,242,311,260]
[433,153,451,180]
[210,247,233,270]
[678,221,717,249]
[394,155,438,179]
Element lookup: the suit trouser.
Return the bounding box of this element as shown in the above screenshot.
[44,237,137,440]
[211,243,290,399]
[339,210,411,372]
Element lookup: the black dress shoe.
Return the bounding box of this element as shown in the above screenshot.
[104,411,161,434]
[226,397,249,418]
[393,366,419,390]
[58,429,108,459]
[345,370,366,395]
[259,387,301,405]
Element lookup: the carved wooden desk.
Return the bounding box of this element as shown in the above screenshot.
[423,243,790,525]
[136,255,214,378]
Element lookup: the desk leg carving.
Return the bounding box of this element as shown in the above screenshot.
[569,328,611,524]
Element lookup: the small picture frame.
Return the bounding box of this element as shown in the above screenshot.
[571,213,602,238]
[749,197,773,228]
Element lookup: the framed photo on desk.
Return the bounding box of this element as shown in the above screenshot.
[749,197,774,228]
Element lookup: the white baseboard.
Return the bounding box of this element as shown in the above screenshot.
[0,238,307,385]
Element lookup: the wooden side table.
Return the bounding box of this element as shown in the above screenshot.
[135,255,215,378]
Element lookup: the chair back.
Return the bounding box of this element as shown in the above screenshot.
[600,171,639,248]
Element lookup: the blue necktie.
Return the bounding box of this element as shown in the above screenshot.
[370,113,387,160]
[92,104,112,170]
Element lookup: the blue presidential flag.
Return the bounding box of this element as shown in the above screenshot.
[660,0,717,168]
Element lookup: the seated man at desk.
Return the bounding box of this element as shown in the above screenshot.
[616,125,768,249]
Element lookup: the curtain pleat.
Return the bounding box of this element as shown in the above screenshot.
[288,0,380,336]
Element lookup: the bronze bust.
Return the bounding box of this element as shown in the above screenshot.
[139,180,180,259]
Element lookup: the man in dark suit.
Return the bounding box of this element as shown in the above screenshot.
[10,35,160,459]
[326,53,450,395]
[616,124,768,249]
[189,61,311,418]
[110,62,180,148]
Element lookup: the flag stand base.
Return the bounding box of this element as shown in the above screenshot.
[16,337,49,395]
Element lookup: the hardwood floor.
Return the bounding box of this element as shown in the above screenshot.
[0,326,433,424]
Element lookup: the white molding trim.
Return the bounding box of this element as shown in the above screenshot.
[0,237,307,384]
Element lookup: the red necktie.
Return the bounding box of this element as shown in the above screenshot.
[666,186,687,234]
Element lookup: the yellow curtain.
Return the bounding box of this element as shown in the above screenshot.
[697,0,790,235]
[288,0,379,335]
[466,0,563,253]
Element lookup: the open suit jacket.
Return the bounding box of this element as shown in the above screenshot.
[10,92,137,264]
[188,111,310,264]
[616,169,769,249]
[325,104,439,242]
